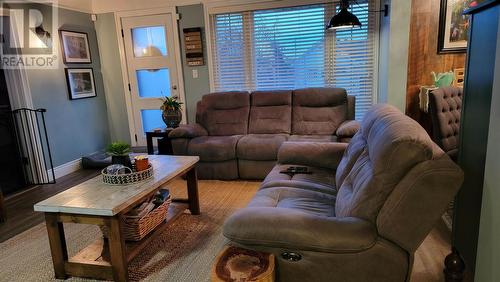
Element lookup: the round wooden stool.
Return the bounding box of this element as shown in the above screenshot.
[211,246,275,282]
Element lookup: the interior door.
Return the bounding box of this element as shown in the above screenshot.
[0,70,26,194]
[122,14,183,146]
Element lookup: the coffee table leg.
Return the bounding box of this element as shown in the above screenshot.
[45,213,68,279]
[109,216,129,282]
[186,167,200,215]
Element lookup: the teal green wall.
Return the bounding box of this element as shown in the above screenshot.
[177,4,210,124]
[94,13,131,143]
[474,18,500,282]
[378,0,410,112]
[94,4,210,131]
[27,5,109,167]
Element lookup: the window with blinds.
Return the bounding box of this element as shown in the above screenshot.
[210,1,378,119]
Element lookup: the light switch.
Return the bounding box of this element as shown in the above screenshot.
[192,69,198,78]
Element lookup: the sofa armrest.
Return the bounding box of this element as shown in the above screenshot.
[168,123,208,139]
[336,120,360,138]
[224,207,377,253]
[278,141,347,170]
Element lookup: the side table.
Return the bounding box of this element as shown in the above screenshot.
[146,129,173,155]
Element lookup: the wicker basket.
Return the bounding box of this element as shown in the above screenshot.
[101,196,171,241]
[102,164,153,185]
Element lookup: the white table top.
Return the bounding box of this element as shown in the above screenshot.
[34,155,199,216]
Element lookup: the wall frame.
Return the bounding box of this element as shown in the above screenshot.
[65,68,97,100]
[437,0,474,54]
[60,30,92,63]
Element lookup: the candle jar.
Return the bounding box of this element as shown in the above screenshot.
[134,156,149,172]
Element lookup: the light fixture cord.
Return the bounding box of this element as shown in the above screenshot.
[353,0,388,14]
[340,0,350,10]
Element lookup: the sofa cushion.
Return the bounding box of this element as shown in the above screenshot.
[335,104,439,222]
[336,120,360,137]
[237,134,288,161]
[224,187,377,253]
[188,135,243,162]
[238,159,276,180]
[278,142,347,171]
[261,164,336,195]
[249,91,292,134]
[288,135,337,142]
[248,187,336,217]
[199,92,250,136]
[196,160,239,180]
[292,88,348,135]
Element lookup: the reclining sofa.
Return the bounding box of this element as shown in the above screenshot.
[223,104,464,281]
[169,88,359,180]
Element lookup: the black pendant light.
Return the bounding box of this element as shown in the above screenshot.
[326,0,362,30]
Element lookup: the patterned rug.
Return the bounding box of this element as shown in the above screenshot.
[0,179,260,282]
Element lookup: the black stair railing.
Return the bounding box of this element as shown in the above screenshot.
[11,108,55,185]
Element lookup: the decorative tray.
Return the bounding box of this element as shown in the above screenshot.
[102,164,153,185]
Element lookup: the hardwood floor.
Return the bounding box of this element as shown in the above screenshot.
[0,169,454,281]
[0,169,99,243]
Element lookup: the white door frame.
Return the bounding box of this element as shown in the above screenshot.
[1,13,55,183]
[114,7,186,146]
[0,13,34,109]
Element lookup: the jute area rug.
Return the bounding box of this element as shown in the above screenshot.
[0,179,260,282]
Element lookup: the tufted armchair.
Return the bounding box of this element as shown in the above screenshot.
[223,104,463,282]
[428,87,463,161]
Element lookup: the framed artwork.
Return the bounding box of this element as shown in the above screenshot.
[65,68,96,100]
[438,0,474,54]
[60,30,92,63]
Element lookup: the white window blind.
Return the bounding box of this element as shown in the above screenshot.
[210,1,378,119]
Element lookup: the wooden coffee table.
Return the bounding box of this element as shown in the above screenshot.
[34,155,199,282]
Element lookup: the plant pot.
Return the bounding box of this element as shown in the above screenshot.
[162,109,182,128]
[111,155,132,169]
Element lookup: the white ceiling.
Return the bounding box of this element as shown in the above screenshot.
[56,0,203,14]
[55,0,92,13]
[56,0,278,14]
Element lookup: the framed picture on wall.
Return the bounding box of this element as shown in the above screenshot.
[437,0,470,54]
[60,30,92,63]
[437,0,487,54]
[65,68,96,100]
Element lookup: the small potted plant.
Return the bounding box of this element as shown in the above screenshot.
[106,141,132,168]
[160,96,183,128]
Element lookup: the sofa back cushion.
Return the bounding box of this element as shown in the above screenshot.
[199,91,250,136]
[292,88,348,135]
[334,104,437,222]
[249,90,292,134]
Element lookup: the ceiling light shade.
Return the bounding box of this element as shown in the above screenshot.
[326,0,362,30]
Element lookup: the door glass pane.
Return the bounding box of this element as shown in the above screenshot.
[141,110,164,133]
[132,26,167,57]
[136,69,171,98]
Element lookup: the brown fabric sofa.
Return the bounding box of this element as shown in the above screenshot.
[428,86,463,161]
[169,88,358,179]
[223,104,463,281]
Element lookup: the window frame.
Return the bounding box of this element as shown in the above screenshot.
[204,0,380,114]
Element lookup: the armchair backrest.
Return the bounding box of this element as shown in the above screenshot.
[291,88,349,135]
[198,91,250,136]
[428,87,463,158]
[248,90,292,134]
[334,104,463,252]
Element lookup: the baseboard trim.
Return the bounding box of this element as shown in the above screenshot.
[49,158,82,179]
